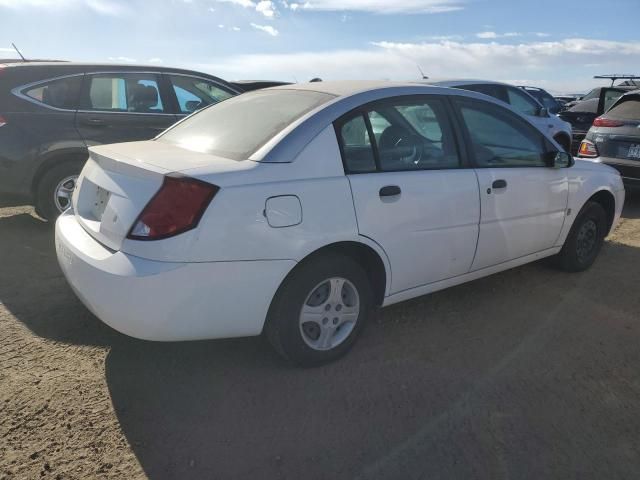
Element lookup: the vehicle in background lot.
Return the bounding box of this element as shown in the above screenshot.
[423,80,573,153]
[55,81,624,366]
[0,62,240,220]
[578,89,640,189]
[555,94,583,106]
[230,80,292,92]
[518,86,563,114]
[559,86,637,154]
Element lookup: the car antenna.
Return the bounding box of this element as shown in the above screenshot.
[11,43,27,62]
[417,65,428,80]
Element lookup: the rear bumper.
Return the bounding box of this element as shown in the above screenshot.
[55,211,295,341]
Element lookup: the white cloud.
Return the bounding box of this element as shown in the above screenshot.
[232,26,241,31]
[285,0,463,14]
[203,38,640,91]
[107,56,137,62]
[250,23,279,36]
[0,0,127,15]
[476,31,521,39]
[216,0,277,17]
[147,57,163,63]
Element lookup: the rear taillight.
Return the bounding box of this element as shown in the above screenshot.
[127,176,219,240]
[578,140,599,158]
[592,117,624,128]
[0,115,6,127]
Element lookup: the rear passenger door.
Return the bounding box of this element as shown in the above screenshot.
[453,97,569,270]
[335,95,480,295]
[76,72,176,147]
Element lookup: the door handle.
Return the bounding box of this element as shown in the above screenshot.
[379,185,401,197]
[81,118,106,127]
[492,179,507,189]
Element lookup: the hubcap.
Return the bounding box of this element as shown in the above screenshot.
[54,175,78,213]
[299,277,360,351]
[576,219,598,261]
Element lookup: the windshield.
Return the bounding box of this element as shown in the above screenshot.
[158,89,335,160]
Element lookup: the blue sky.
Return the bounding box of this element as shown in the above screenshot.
[1,0,639,93]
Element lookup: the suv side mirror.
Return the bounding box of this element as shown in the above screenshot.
[538,106,549,117]
[543,151,574,168]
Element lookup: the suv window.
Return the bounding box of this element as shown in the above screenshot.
[506,87,540,116]
[337,96,460,173]
[459,84,507,103]
[82,74,164,113]
[23,76,83,110]
[168,75,235,114]
[456,99,545,167]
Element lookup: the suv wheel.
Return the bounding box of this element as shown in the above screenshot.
[35,161,83,221]
[265,253,373,367]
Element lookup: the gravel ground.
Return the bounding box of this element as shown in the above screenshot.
[1,194,640,480]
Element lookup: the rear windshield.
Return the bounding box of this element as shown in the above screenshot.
[607,97,640,120]
[158,89,335,160]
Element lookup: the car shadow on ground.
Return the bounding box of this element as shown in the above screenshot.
[2,196,640,479]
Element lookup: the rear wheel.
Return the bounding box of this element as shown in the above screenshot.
[556,201,607,272]
[265,253,373,367]
[35,161,83,221]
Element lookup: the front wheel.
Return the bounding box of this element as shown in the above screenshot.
[265,253,373,367]
[556,201,607,272]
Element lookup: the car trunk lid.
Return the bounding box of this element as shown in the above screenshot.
[72,140,250,251]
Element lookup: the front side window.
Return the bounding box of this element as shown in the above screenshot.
[168,75,235,114]
[82,74,164,113]
[456,99,545,167]
[506,87,540,116]
[23,76,83,110]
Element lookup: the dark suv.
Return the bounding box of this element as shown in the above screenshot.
[0,62,240,219]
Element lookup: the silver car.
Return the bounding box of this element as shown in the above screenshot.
[421,79,573,152]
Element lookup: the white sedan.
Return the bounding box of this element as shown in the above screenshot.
[55,81,625,366]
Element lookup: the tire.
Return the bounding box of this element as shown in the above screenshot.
[35,161,83,221]
[265,253,374,367]
[556,201,607,272]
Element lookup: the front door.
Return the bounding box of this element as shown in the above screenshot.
[76,72,177,147]
[453,97,569,270]
[335,95,480,295]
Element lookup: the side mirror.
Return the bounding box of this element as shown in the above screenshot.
[538,106,549,117]
[543,151,574,168]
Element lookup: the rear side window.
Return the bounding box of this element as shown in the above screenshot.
[336,96,460,173]
[607,98,640,119]
[158,89,334,160]
[82,74,165,113]
[455,99,545,167]
[459,84,506,103]
[23,76,83,110]
[168,75,235,114]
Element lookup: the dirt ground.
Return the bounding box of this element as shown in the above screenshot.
[1,194,640,480]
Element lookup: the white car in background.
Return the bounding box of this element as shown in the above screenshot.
[423,79,574,153]
[55,81,624,366]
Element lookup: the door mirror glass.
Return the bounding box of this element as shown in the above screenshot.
[543,151,573,168]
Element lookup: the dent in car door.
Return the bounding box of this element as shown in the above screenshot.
[454,98,569,270]
[75,72,177,147]
[336,96,480,295]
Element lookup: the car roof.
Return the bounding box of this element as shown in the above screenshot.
[269,80,434,97]
[418,79,513,88]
